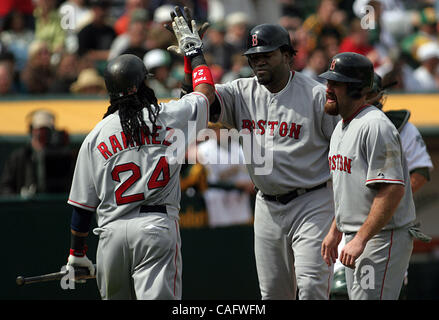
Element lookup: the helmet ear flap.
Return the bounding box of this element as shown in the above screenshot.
[347,84,371,99]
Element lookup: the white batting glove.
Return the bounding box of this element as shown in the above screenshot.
[172,16,203,57]
[67,247,95,283]
[67,254,95,276]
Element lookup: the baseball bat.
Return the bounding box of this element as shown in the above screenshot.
[16,265,96,286]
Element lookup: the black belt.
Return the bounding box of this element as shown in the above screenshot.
[261,183,327,204]
[140,205,167,214]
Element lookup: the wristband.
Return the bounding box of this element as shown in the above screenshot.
[192,65,214,87]
[70,244,88,257]
[184,56,192,74]
[71,232,87,253]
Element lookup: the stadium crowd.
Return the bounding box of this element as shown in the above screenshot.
[0,0,438,97]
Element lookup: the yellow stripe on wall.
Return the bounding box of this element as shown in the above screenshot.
[384,94,439,127]
[0,98,175,135]
[0,95,437,135]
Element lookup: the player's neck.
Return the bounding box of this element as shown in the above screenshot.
[341,98,368,122]
[266,71,291,94]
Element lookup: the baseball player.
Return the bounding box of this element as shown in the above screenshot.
[183,23,341,299]
[368,73,434,192]
[320,52,417,300]
[64,10,215,300]
[330,72,434,299]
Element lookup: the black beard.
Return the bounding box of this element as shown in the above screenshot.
[324,100,339,116]
[255,72,271,85]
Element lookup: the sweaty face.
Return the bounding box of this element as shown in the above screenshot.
[324,80,347,116]
[247,49,289,87]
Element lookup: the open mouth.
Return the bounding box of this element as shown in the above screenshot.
[326,92,337,103]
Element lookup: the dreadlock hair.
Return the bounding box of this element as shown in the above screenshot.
[103,82,160,148]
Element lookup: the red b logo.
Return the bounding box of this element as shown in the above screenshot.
[252,34,258,47]
[330,59,336,71]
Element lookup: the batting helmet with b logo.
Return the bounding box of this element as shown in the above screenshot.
[319,52,374,98]
[243,24,295,56]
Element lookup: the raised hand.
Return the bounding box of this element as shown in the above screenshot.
[165,6,209,56]
[171,7,204,58]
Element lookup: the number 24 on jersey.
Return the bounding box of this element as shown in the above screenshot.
[111,156,170,205]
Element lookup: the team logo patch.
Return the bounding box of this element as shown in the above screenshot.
[252,34,258,47]
[330,59,336,71]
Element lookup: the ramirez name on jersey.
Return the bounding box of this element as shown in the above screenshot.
[96,125,174,160]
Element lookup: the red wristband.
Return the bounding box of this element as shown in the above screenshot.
[184,56,192,74]
[192,65,214,87]
[69,244,88,257]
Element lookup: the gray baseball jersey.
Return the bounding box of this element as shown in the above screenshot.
[215,71,340,195]
[328,105,416,233]
[68,92,209,227]
[215,71,339,299]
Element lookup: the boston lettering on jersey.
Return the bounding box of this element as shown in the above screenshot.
[328,154,352,174]
[242,119,302,138]
[97,125,174,160]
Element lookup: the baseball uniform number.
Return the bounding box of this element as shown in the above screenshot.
[147,156,171,189]
[112,162,144,205]
[111,156,170,205]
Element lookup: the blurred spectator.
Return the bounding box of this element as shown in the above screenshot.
[413,41,439,92]
[114,0,148,36]
[339,18,380,66]
[0,62,15,95]
[70,67,106,95]
[301,47,329,84]
[119,10,150,59]
[143,49,176,98]
[381,52,423,93]
[354,0,410,52]
[220,53,253,83]
[0,109,74,196]
[59,0,92,32]
[302,0,347,50]
[0,0,34,32]
[77,0,116,65]
[34,0,66,53]
[204,21,237,71]
[224,11,250,53]
[0,10,35,73]
[339,18,372,55]
[197,123,255,228]
[145,4,175,50]
[401,7,438,66]
[291,26,314,71]
[58,0,93,53]
[279,9,303,41]
[0,47,22,93]
[49,52,79,93]
[319,27,341,61]
[108,8,149,61]
[20,40,55,94]
[207,0,281,25]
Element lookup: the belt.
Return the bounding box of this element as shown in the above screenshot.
[261,183,327,204]
[139,205,167,214]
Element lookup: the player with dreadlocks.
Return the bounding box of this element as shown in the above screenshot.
[102,58,160,148]
[62,6,215,300]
